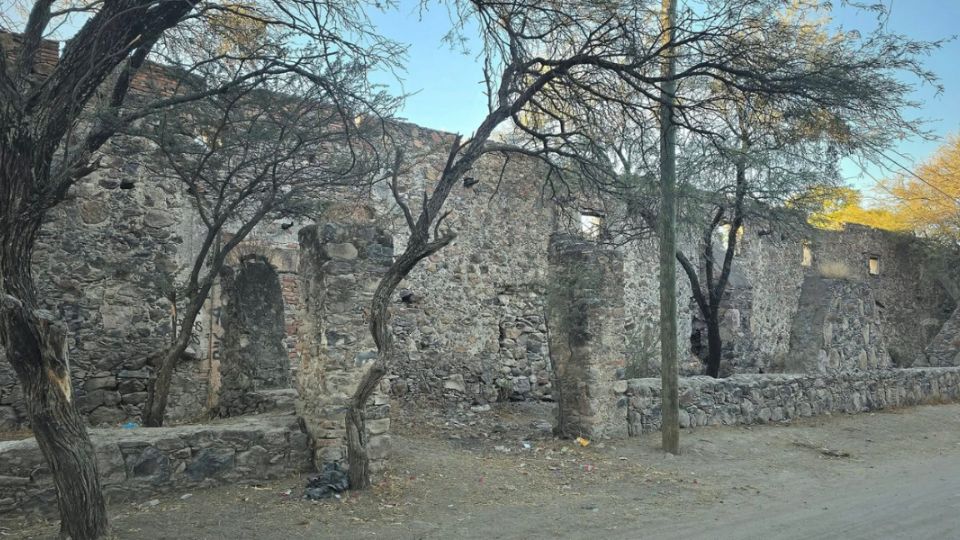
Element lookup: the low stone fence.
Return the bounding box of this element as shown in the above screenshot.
[620,367,960,435]
[0,413,311,516]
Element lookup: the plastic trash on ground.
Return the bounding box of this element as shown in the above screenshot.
[304,462,350,500]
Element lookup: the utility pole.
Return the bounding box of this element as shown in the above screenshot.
[658,0,680,455]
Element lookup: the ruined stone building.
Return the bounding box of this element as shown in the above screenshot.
[1,104,958,429]
[1,34,958,469]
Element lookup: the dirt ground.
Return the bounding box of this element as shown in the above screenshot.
[5,402,960,539]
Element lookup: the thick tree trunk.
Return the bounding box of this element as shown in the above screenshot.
[1,153,108,537]
[0,307,108,539]
[705,312,722,378]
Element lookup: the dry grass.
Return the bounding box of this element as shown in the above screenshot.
[818,260,853,279]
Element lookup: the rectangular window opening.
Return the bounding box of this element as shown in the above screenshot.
[580,212,604,238]
[868,256,880,276]
[801,242,813,267]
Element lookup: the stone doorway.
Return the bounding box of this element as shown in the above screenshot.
[217,255,291,415]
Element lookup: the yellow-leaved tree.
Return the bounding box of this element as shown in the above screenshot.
[885,135,960,240]
[807,186,912,232]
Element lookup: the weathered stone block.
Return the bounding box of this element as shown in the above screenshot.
[185,447,236,481]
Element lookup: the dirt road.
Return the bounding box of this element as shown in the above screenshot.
[7,403,960,539]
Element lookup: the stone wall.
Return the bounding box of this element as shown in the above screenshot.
[620,368,960,434]
[729,228,806,372]
[787,276,891,373]
[622,236,701,378]
[809,225,956,367]
[547,234,627,439]
[680,222,957,376]
[1,48,956,427]
[924,306,960,367]
[296,222,393,474]
[0,413,311,516]
[384,140,559,405]
[10,133,211,428]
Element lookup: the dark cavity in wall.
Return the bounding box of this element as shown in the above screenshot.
[217,256,291,416]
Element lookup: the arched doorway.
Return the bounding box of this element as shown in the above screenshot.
[218,255,291,415]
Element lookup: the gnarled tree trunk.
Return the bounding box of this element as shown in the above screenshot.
[0,157,107,539]
[344,143,461,489]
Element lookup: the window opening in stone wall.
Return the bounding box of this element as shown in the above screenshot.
[868,256,880,276]
[801,242,813,267]
[717,224,745,254]
[580,212,604,238]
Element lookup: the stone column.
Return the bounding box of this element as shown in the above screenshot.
[296,221,393,474]
[547,233,627,439]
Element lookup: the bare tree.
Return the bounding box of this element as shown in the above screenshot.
[524,0,939,383]
[0,2,397,536]
[666,2,937,378]
[346,0,680,488]
[137,82,391,427]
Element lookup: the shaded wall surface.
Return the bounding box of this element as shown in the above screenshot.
[217,257,291,416]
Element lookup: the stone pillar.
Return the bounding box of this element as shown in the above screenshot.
[296,221,393,474]
[547,234,627,439]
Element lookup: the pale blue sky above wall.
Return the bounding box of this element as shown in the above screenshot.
[370,1,960,197]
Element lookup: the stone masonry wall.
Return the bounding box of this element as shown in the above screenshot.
[787,276,891,373]
[11,134,210,428]
[732,228,806,372]
[0,414,310,516]
[811,225,956,367]
[383,137,558,405]
[547,234,627,439]
[622,235,700,379]
[296,222,393,474]
[622,368,960,434]
[924,306,960,367]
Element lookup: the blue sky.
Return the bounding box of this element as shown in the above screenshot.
[370,1,960,195]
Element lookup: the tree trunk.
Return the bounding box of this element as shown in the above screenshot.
[345,358,388,489]
[1,149,108,538]
[658,0,680,455]
[142,345,185,427]
[705,311,722,378]
[143,291,206,427]
[0,309,109,539]
[343,147,460,489]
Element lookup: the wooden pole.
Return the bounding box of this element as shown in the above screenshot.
[658,0,680,455]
